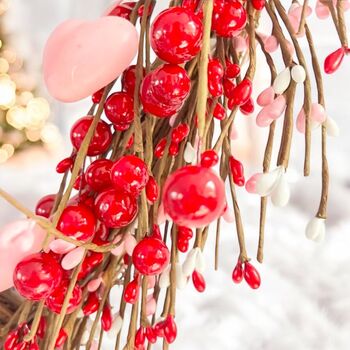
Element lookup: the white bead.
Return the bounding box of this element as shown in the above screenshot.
[255,167,283,197]
[107,314,123,339]
[195,249,205,273]
[182,248,198,277]
[325,117,340,137]
[271,173,290,207]
[305,217,326,242]
[273,67,291,94]
[184,142,196,163]
[175,263,188,289]
[291,65,306,83]
[159,265,171,289]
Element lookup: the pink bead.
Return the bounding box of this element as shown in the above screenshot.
[124,233,137,256]
[315,1,329,19]
[257,86,275,107]
[256,95,286,127]
[245,173,262,194]
[43,17,138,102]
[232,35,247,52]
[49,239,76,255]
[61,247,85,270]
[87,277,103,292]
[111,235,125,256]
[264,35,279,53]
[146,297,157,316]
[222,206,235,223]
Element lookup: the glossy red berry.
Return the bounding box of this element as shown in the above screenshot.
[232,260,243,283]
[56,156,73,174]
[132,237,170,275]
[57,204,96,241]
[169,141,179,156]
[13,253,63,301]
[154,320,165,338]
[324,47,345,74]
[178,226,193,240]
[192,270,206,292]
[46,279,82,314]
[55,328,68,348]
[208,58,224,97]
[94,189,138,228]
[154,137,167,158]
[200,149,219,168]
[83,292,100,316]
[163,165,226,227]
[150,7,203,64]
[70,116,112,156]
[37,316,47,338]
[252,0,266,10]
[177,238,189,253]
[225,60,240,79]
[163,315,177,344]
[124,278,139,304]
[239,97,255,115]
[145,326,157,344]
[35,194,55,218]
[135,326,146,347]
[78,251,104,280]
[111,155,149,195]
[85,159,113,192]
[212,0,247,37]
[213,101,226,120]
[121,65,145,96]
[171,123,190,144]
[104,92,134,130]
[101,304,112,331]
[230,78,252,106]
[229,156,245,186]
[92,87,104,104]
[223,77,236,98]
[108,1,136,19]
[243,262,261,289]
[182,0,203,18]
[151,224,162,240]
[145,176,159,203]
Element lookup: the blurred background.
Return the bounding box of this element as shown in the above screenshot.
[0,0,349,349]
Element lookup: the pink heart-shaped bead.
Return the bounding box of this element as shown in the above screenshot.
[111,235,125,256]
[43,16,138,102]
[124,233,137,256]
[146,297,157,316]
[49,238,76,254]
[222,206,235,223]
[315,1,330,19]
[256,95,286,127]
[257,86,275,107]
[264,35,279,53]
[245,173,262,194]
[61,246,85,270]
[0,219,47,292]
[311,103,327,123]
[87,277,103,292]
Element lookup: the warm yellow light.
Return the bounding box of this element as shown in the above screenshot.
[2,48,16,64]
[0,74,16,108]
[0,57,9,73]
[41,123,61,144]
[0,149,8,163]
[2,143,14,157]
[6,106,28,129]
[18,91,34,106]
[26,97,50,121]
[25,129,41,142]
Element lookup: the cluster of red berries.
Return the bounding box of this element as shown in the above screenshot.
[232,260,261,289]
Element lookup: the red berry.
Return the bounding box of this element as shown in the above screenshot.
[150,7,203,64]
[200,149,219,168]
[57,204,96,241]
[138,3,154,17]
[94,189,138,228]
[104,92,134,130]
[78,252,104,280]
[151,224,162,240]
[13,253,63,301]
[108,1,136,19]
[163,315,177,344]
[101,304,112,331]
[70,116,112,156]
[212,101,226,120]
[154,320,165,337]
[324,47,345,74]
[85,159,113,192]
[124,278,139,304]
[225,60,240,79]
[56,156,73,174]
[55,328,68,348]
[35,194,55,218]
[154,138,167,158]
[182,0,203,18]
[45,279,82,314]
[223,77,236,98]
[145,176,159,203]
[212,0,247,37]
[208,58,224,97]
[252,0,266,10]
[122,65,145,96]
[177,238,189,252]
[126,134,134,149]
[37,316,47,338]
[232,261,243,283]
[230,78,252,106]
[111,155,149,195]
[145,326,157,343]
[169,141,179,156]
[178,226,193,240]
[132,237,170,275]
[239,97,255,115]
[135,326,146,347]
[163,165,226,227]
[229,156,245,186]
[83,292,100,316]
[243,262,261,289]
[192,270,206,292]
[171,123,190,144]
[92,88,104,104]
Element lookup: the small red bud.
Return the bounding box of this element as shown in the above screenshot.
[192,270,206,292]
[232,261,243,284]
[244,262,261,289]
[200,149,219,168]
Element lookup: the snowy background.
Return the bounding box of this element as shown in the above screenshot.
[0,1,350,349]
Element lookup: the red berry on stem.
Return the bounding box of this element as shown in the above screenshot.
[223,77,236,98]
[177,238,189,253]
[56,156,73,174]
[70,116,112,156]
[230,78,252,106]
[225,60,240,79]
[232,260,244,284]
[111,155,149,195]
[46,279,82,314]
[229,156,245,186]
[135,326,146,346]
[239,97,255,115]
[108,2,136,19]
[132,237,170,276]
[124,278,139,304]
[150,7,203,64]
[145,176,159,203]
[95,189,138,228]
[154,137,167,158]
[13,253,63,301]
[324,47,345,74]
[252,0,266,10]
[212,101,226,120]
[121,65,143,95]
[35,194,55,218]
[208,58,224,97]
[92,87,104,104]
[101,304,112,331]
[163,165,226,227]
[104,92,134,129]
[192,270,206,292]
[57,204,96,241]
[178,226,193,240]
[145,326,157,344]
[171,123,190,144]
[163,315,177,344]
[244,262,261,289]
[83,292,100,316]
[212,0,247,37]
[85,159,113,192]
[169,141,179,156]
[200,149,219,168]
[78,251,104,280]
[37,316,47,338]
[55,328,68,348]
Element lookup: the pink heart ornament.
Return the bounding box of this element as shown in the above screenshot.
[257,86,275,107]
[43,16,138,102]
